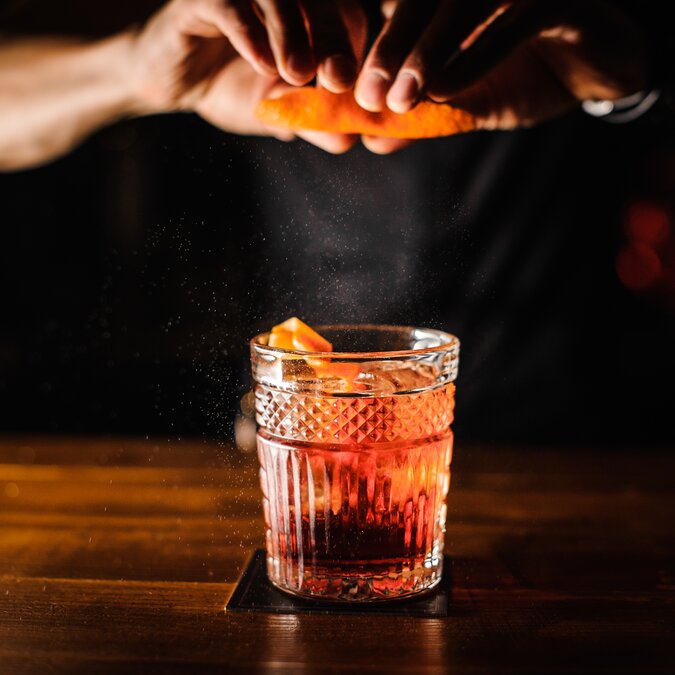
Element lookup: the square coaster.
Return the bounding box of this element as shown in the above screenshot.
[225,550,451,617]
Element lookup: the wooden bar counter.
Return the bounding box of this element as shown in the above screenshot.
[1,437,674,673]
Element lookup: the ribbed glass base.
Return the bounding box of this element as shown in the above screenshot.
[257,430,452,601]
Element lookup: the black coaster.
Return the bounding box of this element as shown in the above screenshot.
[225,550,451,617]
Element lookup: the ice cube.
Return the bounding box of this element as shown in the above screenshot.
[359,361,436,393]
[352,370,398,395]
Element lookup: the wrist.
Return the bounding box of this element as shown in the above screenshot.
[122,14,198,117]
[107,28,158,118]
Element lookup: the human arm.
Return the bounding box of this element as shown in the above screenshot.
[0,0,364,171]
[0,32,144,170]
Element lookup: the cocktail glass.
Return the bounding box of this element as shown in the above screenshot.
[250,324,459,601]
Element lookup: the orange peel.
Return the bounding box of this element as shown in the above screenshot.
[256,88,477,139]
[268,317,362,389]
[270,317,332,352]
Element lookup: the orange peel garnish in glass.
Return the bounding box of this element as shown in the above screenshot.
[268,317,332,352]
[268,317,361,387]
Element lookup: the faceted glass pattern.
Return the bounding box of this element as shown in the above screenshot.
[255,384,455,445]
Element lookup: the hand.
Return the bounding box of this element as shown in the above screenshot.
[221,0,367,92]
[134,0,366,93]
[354,0,650,151]
[129,0,367,152]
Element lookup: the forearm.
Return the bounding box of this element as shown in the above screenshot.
[0,30,144,171]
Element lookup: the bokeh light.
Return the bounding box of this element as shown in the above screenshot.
[617,199,675,308]
[624,201,671,245]
[616,243,662,291]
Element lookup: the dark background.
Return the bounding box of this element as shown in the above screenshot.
[1,2,674,445]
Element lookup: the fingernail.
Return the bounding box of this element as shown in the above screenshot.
[387,73,419,113]
[355,71,390,112]
[322,54,357,91]
[286,53,314,84]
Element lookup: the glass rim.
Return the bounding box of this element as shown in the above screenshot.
[250,323,460,360]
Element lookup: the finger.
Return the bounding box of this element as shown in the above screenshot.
[269,128,297,141]
[427,0,550,102]
[361,135,414,154]
[296,130,358,154]
[387,0,501,113]
[302,0,358,94]
[342,0,369,66]
[257,0,315,86]
[355,0,438,112]
[188,0,278,76]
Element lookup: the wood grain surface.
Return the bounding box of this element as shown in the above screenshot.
[0,437,674,673]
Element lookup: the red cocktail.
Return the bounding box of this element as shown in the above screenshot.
[251,325,459,601]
